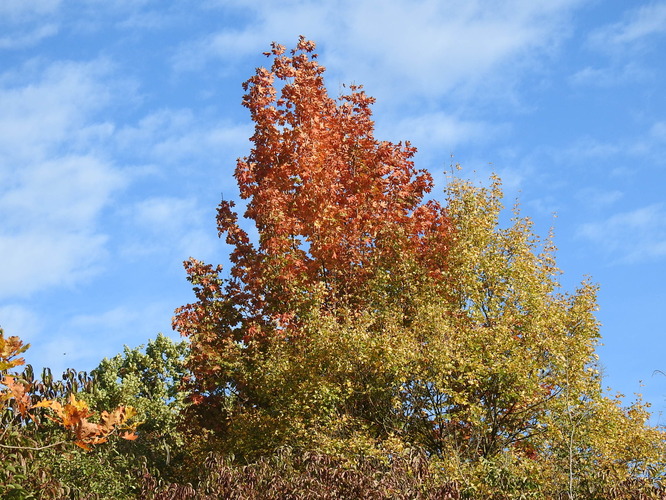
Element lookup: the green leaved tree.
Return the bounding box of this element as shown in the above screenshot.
[86,334,189,481]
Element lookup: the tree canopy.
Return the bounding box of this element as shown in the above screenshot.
[172,38,665,497]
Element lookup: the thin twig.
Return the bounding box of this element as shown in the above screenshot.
[0,440,67,451]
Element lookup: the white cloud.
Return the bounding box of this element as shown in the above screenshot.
[2,274,177,378]
[649,121,666,142]
[1,156,124,231]
[172,30,264,71]
[122,196,217,260]
[0,304,42,343]
[0,60,127,298]
[26,304,148,377]
[568,62,649,87]
[174,0,583,102]
[578,204,666,263]
[171,0,582,151]
[589,3,666,48]
[0,0,61,20]
[0,60,246,297]
[0,0,61,51]
[64,0,177,33]
[558,121,666,169]
[0,157,122,298]
[78,0,152,8]
[28,303,172,375]
[115,109,251,166]
[335,0,576,94]
[0,59,115,163]
[0,23,58,49]
[625,121,666,163]
[575,188,623,211]
[383,111,505,150]
[0,231,108,298]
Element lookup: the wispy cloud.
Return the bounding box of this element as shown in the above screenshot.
[0,60,127,298]
[172,29,265,71]
[8,65,256,302]
[0,0,61,20]
[170,0,584,163]
[0,24,58,50]
[568,62,650,87]
[578,204,666,263]
[0,154,125,298]
[65,0,177,33]
[556,120,666,172]
[114,109,251,168]
[330,0,580,97]
[174,0,583,103]
[0,304,42,344]
[589,2,666,48]
[648,121,666,142]
[383,112,507,151]
[0,60,117,162]
[0,0,61,50]
[120,196,218,262]
[28,303,174,375]
[575,187,624,212]
[0,232,111,298]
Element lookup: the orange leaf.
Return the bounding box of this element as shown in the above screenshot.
[121,431,139,441]
[1,374,33,417]
[74,441,92,451]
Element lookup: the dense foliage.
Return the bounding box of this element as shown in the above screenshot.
[1,38,664,498]
[173,38,451,440]
[172,38,665,497]
[0,331,184,498]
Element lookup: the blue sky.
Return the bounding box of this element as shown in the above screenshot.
[1,0,665,421]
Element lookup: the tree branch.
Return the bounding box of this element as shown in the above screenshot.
[0,440,67,451]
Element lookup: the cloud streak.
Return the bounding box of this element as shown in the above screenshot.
[120,196,218,262]
[174,0,583,103]
[589,2,666,48]
[578,204,666,263]
[0,0,61,20]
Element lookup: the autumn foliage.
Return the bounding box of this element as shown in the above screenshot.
[0,330,28,372]
[171,38,665,498]
[1,37,665,498]
[226,37,449,301]
[34,394,138,450]
[0,327,138,451]
[174,37,452,428]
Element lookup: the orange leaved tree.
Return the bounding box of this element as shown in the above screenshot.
[174,37,451,450]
